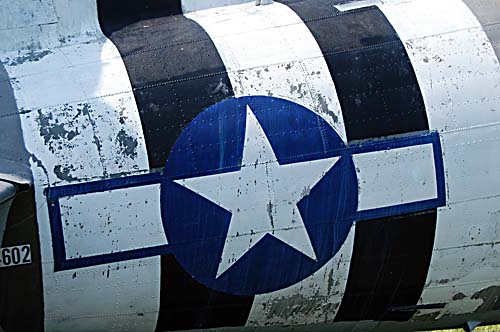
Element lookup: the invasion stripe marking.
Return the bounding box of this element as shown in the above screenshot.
[0,62,42,332]
[98,0,234,169]
[97,1,253,331]
[380,0,500,318]
[279,1,436,321]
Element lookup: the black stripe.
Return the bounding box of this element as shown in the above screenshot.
[0,189,44,332]
[98,0,234,169]
[0,63,42,332]
[97,0,182,36]
[279,1,437,322]
[97,2,253,330]
[156,255,254,330]
[336,211,437,321]
[283,2,430,141]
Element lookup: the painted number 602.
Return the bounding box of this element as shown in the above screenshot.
[0,245,31,268]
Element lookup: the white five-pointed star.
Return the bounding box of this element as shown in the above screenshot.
[174,106,341,278]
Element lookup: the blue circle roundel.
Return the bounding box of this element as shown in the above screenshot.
[161,96,358,295]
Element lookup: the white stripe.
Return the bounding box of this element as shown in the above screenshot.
[353,144,437,211]
[0,1,161,331]
[378,0,500,318]
[186,2,351,325]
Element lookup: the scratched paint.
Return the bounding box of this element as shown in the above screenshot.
[247,227,355,326]
[0,0,101,53]
[377,0,500,321]
[2,0,500,331]
[187,2,351,324]
[186,2,347,141]
[0,1,162,331]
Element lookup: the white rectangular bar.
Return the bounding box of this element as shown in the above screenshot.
[353,143,437,211]
[60,184,167,259]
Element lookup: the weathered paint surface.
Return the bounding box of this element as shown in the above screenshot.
[464,0,500,61]
[1,0,500,331]
[186,2,351,323]
[186,2,347,141]
[353,144,437,212]
[375,0,500,321]
[246,227,355,326]
[60,184,167,259]
[0,1,162,331]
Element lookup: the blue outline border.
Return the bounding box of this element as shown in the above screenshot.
[45,172,170,271]
[347,132,446,221]
[45,132,446,272]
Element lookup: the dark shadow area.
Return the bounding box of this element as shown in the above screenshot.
[97,0,182,35]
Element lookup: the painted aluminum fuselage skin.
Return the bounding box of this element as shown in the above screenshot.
[1,0,500,332]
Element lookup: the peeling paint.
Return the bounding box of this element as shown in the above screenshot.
[290,83,306,99]
[6,50,52,66]
[316,94,339,124]
[453,292,467,301]
[29,153,49,183]
[264,293,338,324]
[37,108,80,152]
[78,103,107,176]
[54,165,77,182]
[210,79,230,95]
[472,286,500,313]
[116,129,138,159]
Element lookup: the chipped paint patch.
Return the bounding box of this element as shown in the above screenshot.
[453,293,467,301]
[472,286,500,313]
[53,165,77,182]
[316,94,339,124]
[20,92,149,188]
[37,108,80,153]
[116,129,138,159]
[5,50,53,66]
[264,293,339,325]
[247,227,355,326]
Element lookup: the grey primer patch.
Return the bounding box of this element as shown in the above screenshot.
[117,129,138,159]
[463,0,500,62]
[5,50,52,66]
